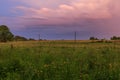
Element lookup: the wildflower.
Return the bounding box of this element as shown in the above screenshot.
[63,61,67,64]
[40,70,43,73]
[44,64,49,68]
[109,63,112,69]
[51,62,55,65]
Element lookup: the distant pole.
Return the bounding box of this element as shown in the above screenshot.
[38,34,40,40]
[74,31,77,44]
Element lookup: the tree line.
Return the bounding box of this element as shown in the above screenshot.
[0,25,119,42]
[0,25,35,42]
[89,36,120,40]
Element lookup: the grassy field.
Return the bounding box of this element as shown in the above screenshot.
[0,40,120,80]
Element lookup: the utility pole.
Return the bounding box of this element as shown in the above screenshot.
[38,34,40,40]
[74,31,77,44]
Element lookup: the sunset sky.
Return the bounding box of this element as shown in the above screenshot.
[0,0,120,40]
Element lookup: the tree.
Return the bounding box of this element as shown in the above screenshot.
[0,25,14,42]
[111,36,120,40]
[89,37,98,40]
[14,36,28,41]
[29,38,35,41]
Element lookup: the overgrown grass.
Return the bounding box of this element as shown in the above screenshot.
[0,40,120,80]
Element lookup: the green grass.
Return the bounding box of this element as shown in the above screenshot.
[0,40,120,80]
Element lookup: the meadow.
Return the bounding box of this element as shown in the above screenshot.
[0,40,120,80]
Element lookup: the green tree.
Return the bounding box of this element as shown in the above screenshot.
[111,36,120,40]
[89,37,98,40]
[29,38,35,41]
[14,36,28,41]
[0,25,14,42]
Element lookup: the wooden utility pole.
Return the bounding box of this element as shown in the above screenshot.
[74,31,77,44]
[38,34,40,40]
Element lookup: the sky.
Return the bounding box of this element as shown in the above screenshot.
[0,0,120,40]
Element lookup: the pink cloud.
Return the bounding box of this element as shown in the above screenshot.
[12,0,71,8]
[13,0,112,26]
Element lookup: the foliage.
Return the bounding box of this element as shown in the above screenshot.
[89,37,98,40]
[14,36,28,41]
[0,41,120,80]
[0,25,14,42]
[111,36,120,40]
[29,38,35,41]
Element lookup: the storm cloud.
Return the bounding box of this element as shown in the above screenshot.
[0,0,120,39]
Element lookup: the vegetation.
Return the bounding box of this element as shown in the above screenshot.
[0,25,30,42]
[0,40,120,80]
[111,36,120,40]
[14,36,28,41]
[29,38,35,41]
[0,25,119,42]
[89,37,98,40]
[0,25,120,79]
[0,25,14,42]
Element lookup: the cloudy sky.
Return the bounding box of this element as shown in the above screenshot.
[0,0,120,40]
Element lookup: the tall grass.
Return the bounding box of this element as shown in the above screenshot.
[0,40,120,80]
